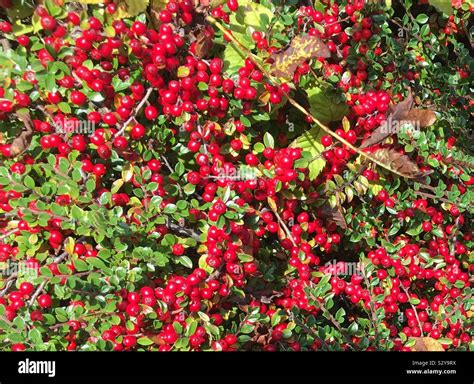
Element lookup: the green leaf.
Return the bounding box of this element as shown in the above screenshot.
[114,0,150,19]
[335,308,346,323]
[290,127,326,180]
[263,132,274,149]
[74,259,89,272]
[223,44,246,73]
[58,102,71,114]
[429,0,453,15]
[87,257,107,270]
[137,337,154,346]
[232,0,274,33]
[28,328,43,344]
[416,14,429,24]
[163,204,177,214]
[24,175,35,189]
[178,256,193,269]
[306,85,349,123]
[7,3,35,20]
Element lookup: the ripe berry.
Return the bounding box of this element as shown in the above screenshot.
[172,243,185,256]
[19,282,34,296]
[38,294,52,308]
[70,91,87,106]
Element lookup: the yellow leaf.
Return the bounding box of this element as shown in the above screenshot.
[111,179,124,194]
[129,197,142,207]
[104,25,116,37]
[197,244,208,254]
[75,0,105,3]
[122,163,134,182]
[412,337,444,351]
[150,0,167,10]
[342,116,350,132]
[177,66,191,78]
[199,254,214,274]
[65,237,75,255]
[369,183,383,197]
[270,34,330,82]
[258,90,271,105]
[267,197,277,212]
[115,0,150,19]
[7,220,18,230]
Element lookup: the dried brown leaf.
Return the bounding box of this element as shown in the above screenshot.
[318,203,347,230]
[10,110,34,156]
[270,34,330,81]
[194,28,213,59]
[370,148,430,178]
[412,337,444,351]
[388,91,413,120]
[360,93,413,149]
[403,109,437,128]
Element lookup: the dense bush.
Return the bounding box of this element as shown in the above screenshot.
[0,0,472,351]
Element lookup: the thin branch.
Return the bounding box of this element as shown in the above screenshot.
[28,280,47,307]
[361,263,380,343]
[400,283,424,337]
[289,312,331,350]
[167,220,201,242]
[0,273,17,298]
[114,87,154,138]
[267,201,297,247]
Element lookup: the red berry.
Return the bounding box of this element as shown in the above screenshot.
[38,294,52,308]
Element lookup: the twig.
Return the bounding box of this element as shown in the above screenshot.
[318,299,360,351]
[361,263,380,343]
[414,190,466,207]
[0,38,11,52]
[0,273,18,297]
[289,312,331,350]
[267,199,297,247]
[197,124,208,154]
[114,88,154,138]
[400,284,424,337]
[306,284,361,351]
[167,220,201,242]
[160,155,175,174]
[434,293,472,329]
[0,230,17,241]
[28,280,47,307]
